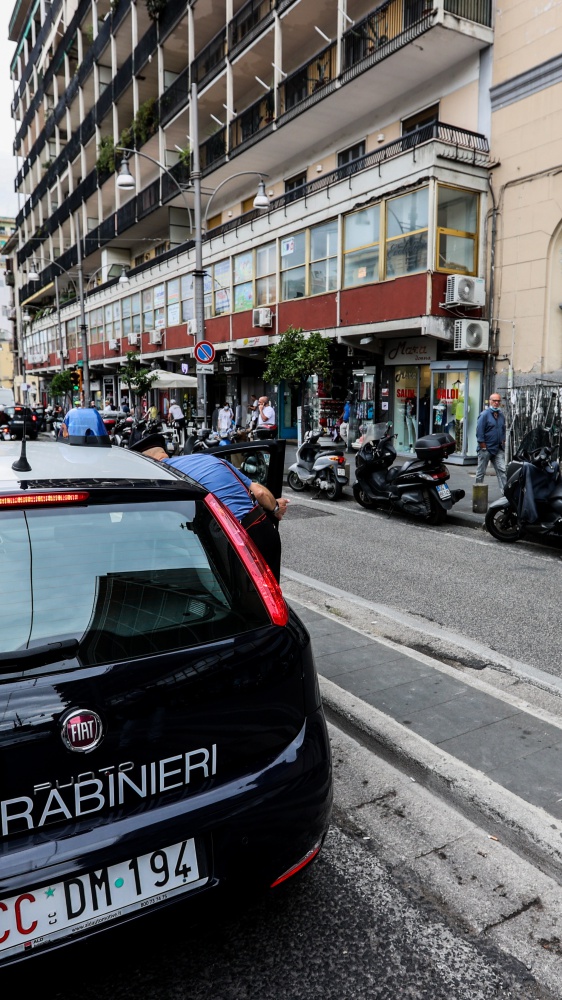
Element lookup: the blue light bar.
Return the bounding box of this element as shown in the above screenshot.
[58,408,111,447]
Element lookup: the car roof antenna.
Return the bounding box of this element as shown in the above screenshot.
[12,410,32,472]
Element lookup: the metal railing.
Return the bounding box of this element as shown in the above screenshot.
[444,0,492,25]
[280,42,337,115]
[200,128,227,171]
[229,0,274,51]
[160,66,190,128]
[192,28,227,88]
[230,91,275,148]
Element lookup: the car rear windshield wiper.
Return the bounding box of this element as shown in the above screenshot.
[0,639,79,670]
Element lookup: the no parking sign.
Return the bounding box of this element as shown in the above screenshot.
[194,341,216,364]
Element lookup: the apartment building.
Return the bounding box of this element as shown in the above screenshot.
[0,217,16,397]
[489,3,562,392]
[9,0,493,457]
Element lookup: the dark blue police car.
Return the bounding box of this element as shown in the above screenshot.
[0,409,332,965]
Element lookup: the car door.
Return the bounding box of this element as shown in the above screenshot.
[212,439,286,498]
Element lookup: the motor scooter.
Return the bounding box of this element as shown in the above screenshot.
[485,428,562,543]
[352,423,465,523]
[287,431,349,500]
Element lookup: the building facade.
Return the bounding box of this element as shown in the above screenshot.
[8,0,493,457]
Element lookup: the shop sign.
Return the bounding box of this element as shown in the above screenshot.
[218,353,240,374]
[384,338,437,365]
[234,335,270,349]
[437,388,461,400]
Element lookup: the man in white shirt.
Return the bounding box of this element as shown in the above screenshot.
[168,399,186,442]
[256,396,276,439]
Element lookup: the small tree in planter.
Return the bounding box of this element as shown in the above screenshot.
[119,351,158,414]
[50,370,76,411]
[263,325,331,435]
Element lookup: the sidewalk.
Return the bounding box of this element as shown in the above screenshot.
[283,440,503,528]
[282,576,562,879]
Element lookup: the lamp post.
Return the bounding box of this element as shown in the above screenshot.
[116,89,271,427]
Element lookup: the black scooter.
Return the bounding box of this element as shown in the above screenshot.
[352,423,465,524]
[485,428,562,543]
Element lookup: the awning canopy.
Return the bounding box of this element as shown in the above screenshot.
[149,370,198,389]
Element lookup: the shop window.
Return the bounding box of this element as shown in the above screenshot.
[132,292,142,333]
[181,273,194,322]
[143,288,153,330]
[338,140,365,170]
[431,366,482,459]
[310,220,338,295]
[214,259,231,315]
[256,241,277,306]
[233,251,253,312]
[280,231,306,300]
[436,185,479,274]
[343,205,380,287]
[385,188,428,277]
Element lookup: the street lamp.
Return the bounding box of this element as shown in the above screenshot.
[117,90,271,427]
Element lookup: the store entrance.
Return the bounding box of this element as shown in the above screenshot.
[392,365,431,453]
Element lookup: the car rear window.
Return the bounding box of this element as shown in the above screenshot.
[0,499,270,665]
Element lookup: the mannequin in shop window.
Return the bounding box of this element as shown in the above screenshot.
[405,396,417,451]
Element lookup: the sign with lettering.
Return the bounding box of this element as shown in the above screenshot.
[384,338,437,365]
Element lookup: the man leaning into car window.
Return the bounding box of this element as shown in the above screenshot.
[129,434,289,581]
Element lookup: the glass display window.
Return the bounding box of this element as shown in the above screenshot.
[310,220,338,295]
[436,185,479,274]
[430,362,483,461]
[281,231,306,300]
[343,205,380,287]
[385,188,428,278]
[214,259,231,315]
[393,366,419,452]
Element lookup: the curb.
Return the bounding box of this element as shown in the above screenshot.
[320,675,562,885]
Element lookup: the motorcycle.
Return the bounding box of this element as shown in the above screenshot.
[287,431,349,501]
[112,413,134,447]
[128,415,176,455]
[485,428,562,543]
[352,423,465,524]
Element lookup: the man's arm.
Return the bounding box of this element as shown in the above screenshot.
[250,482,289,519]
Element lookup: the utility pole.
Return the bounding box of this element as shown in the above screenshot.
[74,213,90,406]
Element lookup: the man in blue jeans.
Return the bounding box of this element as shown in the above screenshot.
[475,393,507,492]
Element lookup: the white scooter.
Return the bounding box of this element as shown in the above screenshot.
[287,431,350,501]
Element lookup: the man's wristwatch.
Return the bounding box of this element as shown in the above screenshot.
[272,502,280,514]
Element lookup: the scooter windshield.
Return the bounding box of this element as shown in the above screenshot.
[515,427,558,461]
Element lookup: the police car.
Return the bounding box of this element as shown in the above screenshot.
[0,410,332,965]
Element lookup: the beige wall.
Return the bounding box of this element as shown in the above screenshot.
[493,1,562,86]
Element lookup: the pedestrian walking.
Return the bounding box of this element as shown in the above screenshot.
[217,402,233,438]
[475,393,507,492]
[129,435,288,580]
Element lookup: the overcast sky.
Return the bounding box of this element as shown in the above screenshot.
[0,8,21,219]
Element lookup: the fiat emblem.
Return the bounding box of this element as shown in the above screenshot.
[60,709,104,753]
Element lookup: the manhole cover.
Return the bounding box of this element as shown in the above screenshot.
[286,504,335,519]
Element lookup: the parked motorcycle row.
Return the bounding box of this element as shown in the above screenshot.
[287,423,466,524]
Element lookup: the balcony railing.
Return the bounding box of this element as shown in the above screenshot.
[200,128,227,171]
[160,66,190,128]
[228,0,274,53]
[280,43,337,115]
[444,0,492,24]
[230,91,275,149]
[192,28,227,88]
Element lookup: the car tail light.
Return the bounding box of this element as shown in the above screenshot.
[31,415,37,422]
[204,493,288,627]
[0,492,89,508]
[270,844,321,887]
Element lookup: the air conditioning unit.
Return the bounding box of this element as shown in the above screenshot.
[252,307,273,328]
[187,319,198,337]
[127,332,140,345]
[453,319,490,352]
[108,338,119,351]
[149,330,162,344]
[445,275,486,307]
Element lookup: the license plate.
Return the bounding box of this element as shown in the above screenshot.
[0,839,206,960]
[436,484,451,499]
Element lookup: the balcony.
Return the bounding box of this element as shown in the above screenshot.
[228,0,275,57]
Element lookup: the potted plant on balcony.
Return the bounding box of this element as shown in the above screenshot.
[146,0,167,20]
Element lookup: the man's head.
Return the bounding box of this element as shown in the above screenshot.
[259,396,268,406]
[170,399,177,405]
[489,394,502,411]
[129,433,169,461]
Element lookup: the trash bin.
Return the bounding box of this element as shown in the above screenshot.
[472,483,488,513]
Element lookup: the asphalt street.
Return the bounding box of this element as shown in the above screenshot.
[279,491,562,676]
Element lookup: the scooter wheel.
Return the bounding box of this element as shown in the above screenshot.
[287,471,306,492]
[352,482,376,509]
[324,469,343,501]
[485,506,520,542]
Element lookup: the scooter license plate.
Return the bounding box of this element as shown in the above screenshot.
[435,484,451,500]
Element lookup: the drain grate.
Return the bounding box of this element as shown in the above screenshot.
[286,504,335,519]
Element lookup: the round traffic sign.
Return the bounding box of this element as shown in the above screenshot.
[194,341,216,364]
